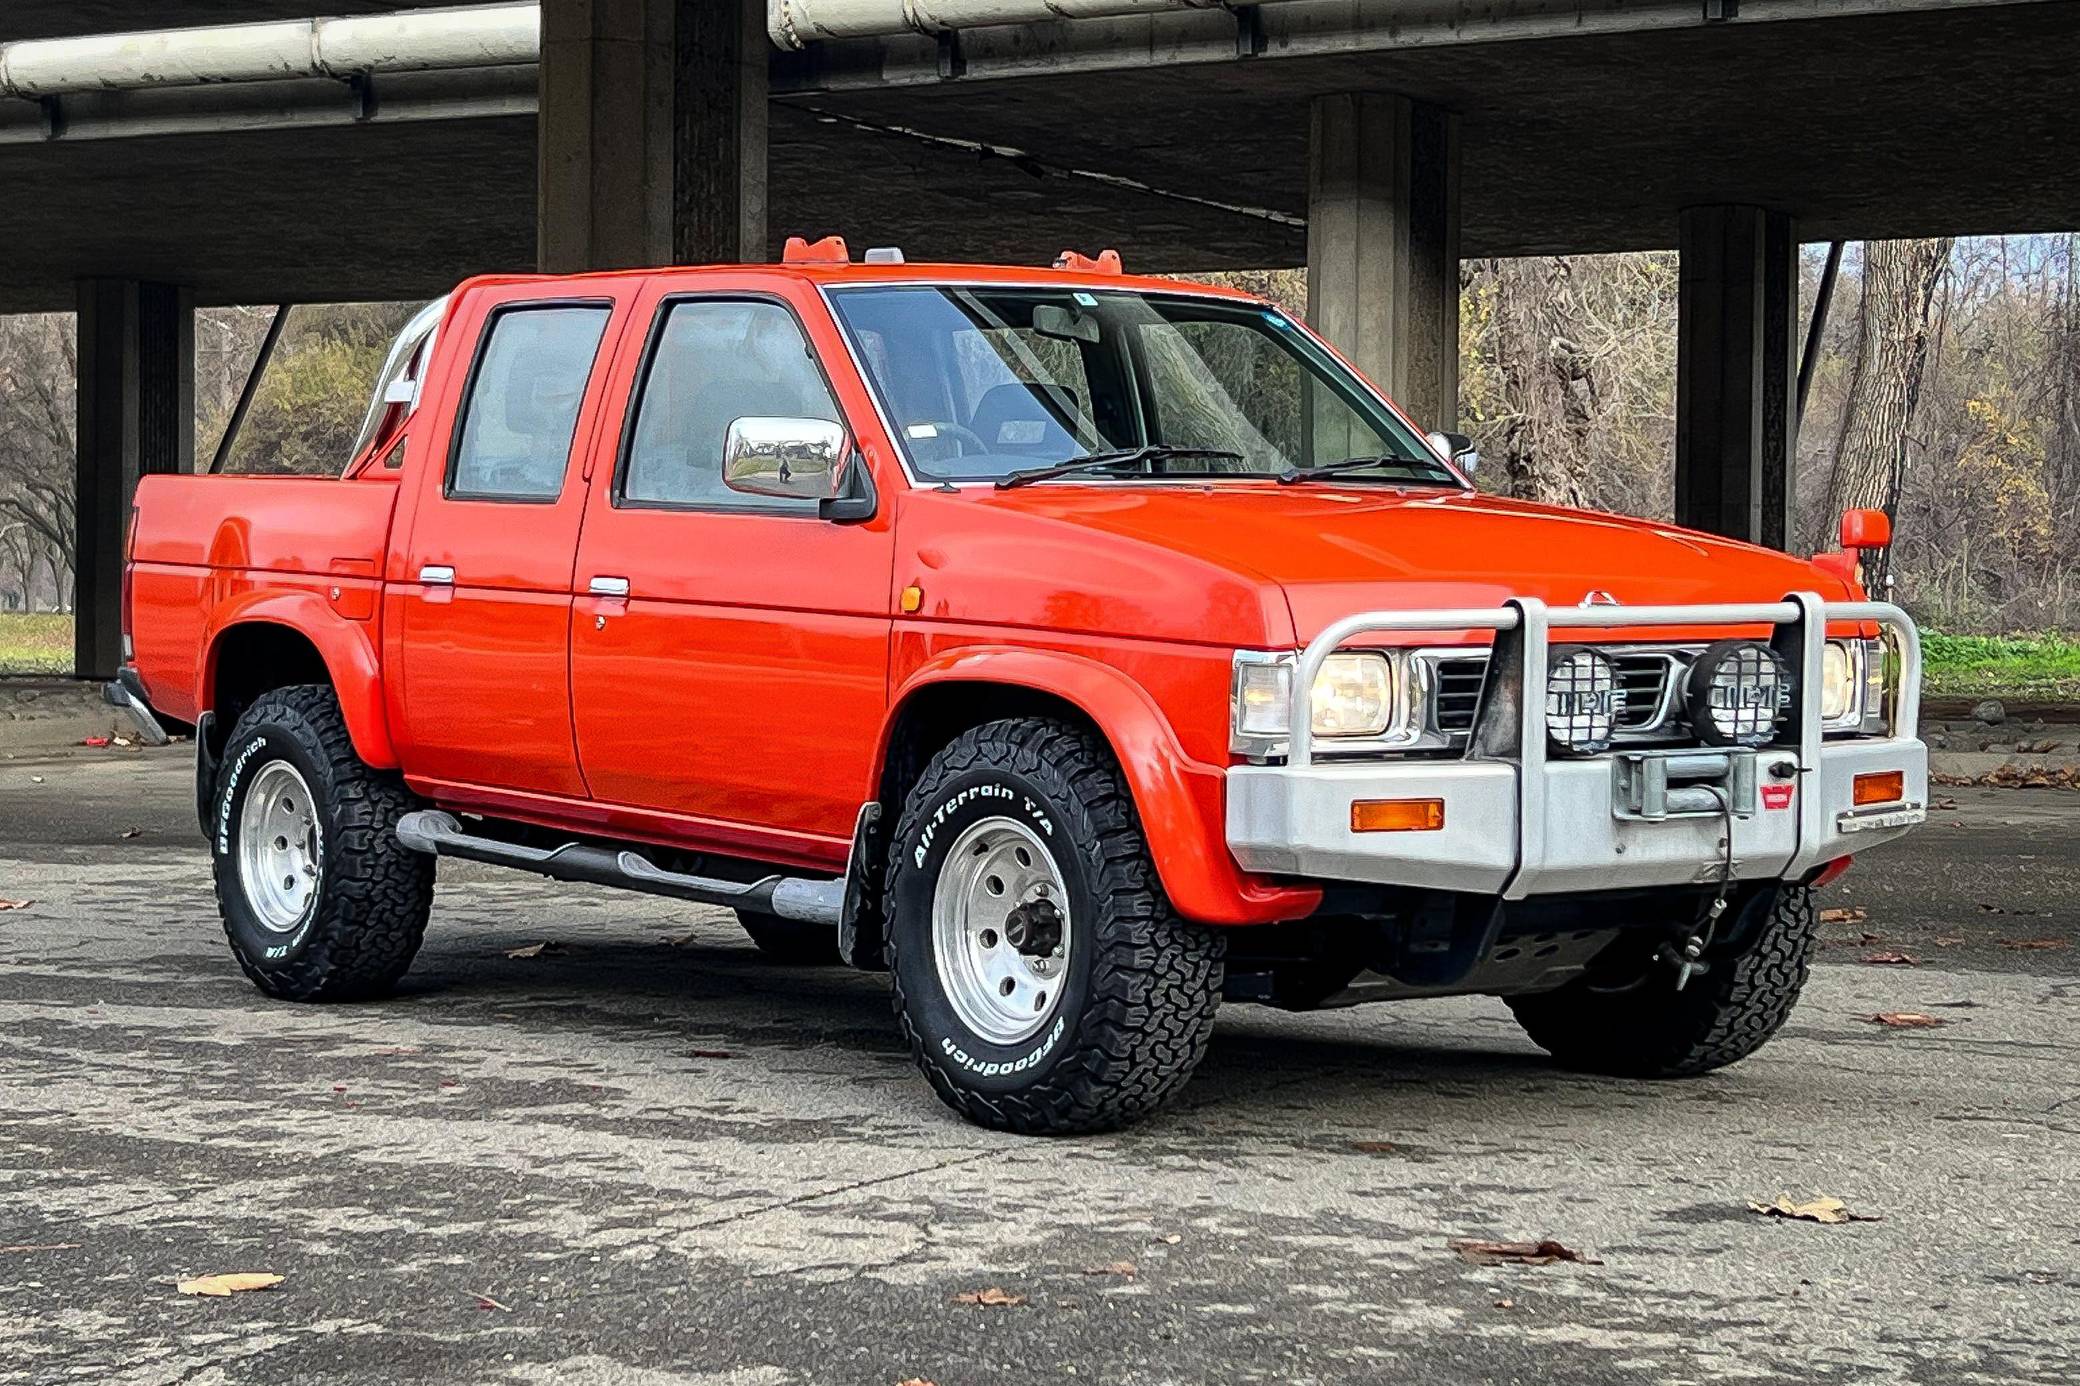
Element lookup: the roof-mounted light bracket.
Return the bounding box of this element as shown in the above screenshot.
[782,235,852,265]
[1052,249,1124,275]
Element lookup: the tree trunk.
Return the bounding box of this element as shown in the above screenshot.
[1820,238,1952,575]
[1483,257,1598,510]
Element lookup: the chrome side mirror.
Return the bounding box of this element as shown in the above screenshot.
[1428,429,1480,476]
[723,416,848,502]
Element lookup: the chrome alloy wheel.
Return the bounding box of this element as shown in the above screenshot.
[931,816,1072,1045]
[238,761,323,934]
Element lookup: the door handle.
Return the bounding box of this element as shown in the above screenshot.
[588,576,631,598]
[418,564,455,586]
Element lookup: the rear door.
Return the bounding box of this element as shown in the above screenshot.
[567,275,896,869]
[390,280,631,798]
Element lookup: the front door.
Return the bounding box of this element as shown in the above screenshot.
[568,280,895,870]
[391,282,630,798]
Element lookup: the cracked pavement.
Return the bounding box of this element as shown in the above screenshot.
[2,747,2076,1385]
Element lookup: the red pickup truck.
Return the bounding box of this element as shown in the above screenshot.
[122,243,1928,1134]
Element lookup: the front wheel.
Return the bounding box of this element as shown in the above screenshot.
[210,685,434,1001]
[885,718,1225,1135]
[1505,885,1818,1077]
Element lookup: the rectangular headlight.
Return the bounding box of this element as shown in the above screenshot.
[1231,650,1406,757]
[1820,637,1892,735]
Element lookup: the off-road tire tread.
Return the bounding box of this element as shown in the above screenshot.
[1505,886,1817,1077]
[216,685,433,1002]
[887,718,1224,1135]
[735,909,840,966]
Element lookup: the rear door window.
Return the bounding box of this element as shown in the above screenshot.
[448,304,612,501]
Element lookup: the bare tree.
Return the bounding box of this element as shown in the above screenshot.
[0,314,78,608]
[1818,239,1954,570]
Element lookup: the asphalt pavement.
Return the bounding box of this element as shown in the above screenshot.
[2,746,2075,1385]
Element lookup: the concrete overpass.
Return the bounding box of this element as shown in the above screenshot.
[4,0,2076,675]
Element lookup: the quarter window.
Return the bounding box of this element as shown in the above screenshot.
[622,300,843,509]
[449,304,611,501]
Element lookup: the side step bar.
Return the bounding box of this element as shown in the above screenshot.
[394,810,844,925]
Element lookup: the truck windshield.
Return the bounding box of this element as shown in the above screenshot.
[825,286,1459,487]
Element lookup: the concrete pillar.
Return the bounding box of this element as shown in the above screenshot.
[74,278,193,679]
[537,0,767,271]
[1305,93,1461,433]
[1675,206,1798,548]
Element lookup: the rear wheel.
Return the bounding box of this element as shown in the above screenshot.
[886,718,1225,1135]
[210,685,433,1001]
[735,910,839,966]
[1505,886,1817,1077]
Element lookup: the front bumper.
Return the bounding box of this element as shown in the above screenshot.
[1226,593,1927,900]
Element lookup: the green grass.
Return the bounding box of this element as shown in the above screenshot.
[0,612,73,675]
[1922,631,2080,702]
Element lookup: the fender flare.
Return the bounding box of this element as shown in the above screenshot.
[881,647,1319,926]
[199,590,398,769]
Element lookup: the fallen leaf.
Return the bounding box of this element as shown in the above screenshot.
[1747,1196,1880,1225]
[1999,938,2068,951]
[1859,951,1920,966]
[0,1242,80,1253]
[1448,1238,1601,1266]
[1862,1012,1949,1029]
[177,1272,284,1296]
[0,899,31,911]
[1819,907,1868,925]
[951,1286,1025,1307]
[1350,1140,1398,1154]
[472,1292,512,1312]
[1082,1261,1136,1279]
[504,942,559,959]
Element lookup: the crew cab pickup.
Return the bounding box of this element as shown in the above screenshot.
[122,243,1928,1134]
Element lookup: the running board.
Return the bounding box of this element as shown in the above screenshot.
[394,810,844,925]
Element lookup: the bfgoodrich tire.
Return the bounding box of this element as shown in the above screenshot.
[886,718,1225,1135]
[210,685,434,1001]
[1505,886,1818,1077]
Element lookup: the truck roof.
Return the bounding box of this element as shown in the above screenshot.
[449,259,1264,302]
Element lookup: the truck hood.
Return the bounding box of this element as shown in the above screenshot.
[959,482,1851,645]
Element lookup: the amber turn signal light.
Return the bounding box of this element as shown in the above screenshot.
[1350,798,1445,833]
[1852,770,1905,806]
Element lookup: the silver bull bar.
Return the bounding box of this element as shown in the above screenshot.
[1231,592,1925,900]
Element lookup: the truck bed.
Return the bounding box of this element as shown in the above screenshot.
[128,472,403,723]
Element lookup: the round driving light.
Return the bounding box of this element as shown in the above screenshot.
[1545,647,1620,754]
[1684,640,1790,747]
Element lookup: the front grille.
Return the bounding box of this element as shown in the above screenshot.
[1432,659,1487,733]
[1429,651,1682,737]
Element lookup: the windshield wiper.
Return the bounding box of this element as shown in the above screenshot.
[1277,455,1450,485]
[995,445,1244,490]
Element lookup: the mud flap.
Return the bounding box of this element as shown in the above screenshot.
[838,801,888,971]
